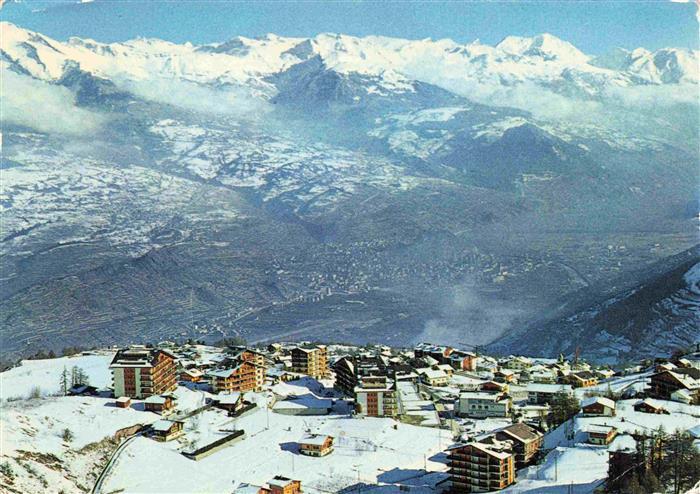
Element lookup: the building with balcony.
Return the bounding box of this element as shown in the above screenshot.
[208,348,267,393]
[110,346,178,399]
[291,345,329,380]
[457,392,511,418]
[447,440,515,492]
[493,423,543,468]
[354,375,399,417]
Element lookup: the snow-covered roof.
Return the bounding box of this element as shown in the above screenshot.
[215,392,242,404]
[419,369,448,379]
[300,433,332,446]
[526,383,573,393]
[116,396,131,403]
[609,434,636,453]
[584,424,616,435]
[232,483,261,494]
[144,395,167,404]
[460,392,504,402]
[152,420,177,432]
[581,396,615,409]
[688,424,700,439]
[208,366,242,378]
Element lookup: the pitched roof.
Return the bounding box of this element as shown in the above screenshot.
[152,420,178,432]
[500,423,542,443]
[581,396,616,409]
[300,433,332,446]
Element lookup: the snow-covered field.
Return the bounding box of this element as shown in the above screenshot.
[0,354,160,494]
[102,406,447,493]
[1,352,114,400]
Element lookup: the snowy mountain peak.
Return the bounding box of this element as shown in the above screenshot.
[496,33,589,63]
[1,22,697,104]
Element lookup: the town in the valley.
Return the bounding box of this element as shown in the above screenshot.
[1,340,699,494]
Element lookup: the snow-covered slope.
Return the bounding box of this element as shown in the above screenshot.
[489,247,700,362]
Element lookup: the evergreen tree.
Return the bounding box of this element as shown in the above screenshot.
[622,474,644,494]
[548,391,580,428]
[641,470,662,494]
[59,366,70,395]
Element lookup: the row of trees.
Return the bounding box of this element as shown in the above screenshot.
[58,366,90,395]
[609,426,700,494]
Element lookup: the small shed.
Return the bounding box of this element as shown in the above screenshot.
[115,396,132,408]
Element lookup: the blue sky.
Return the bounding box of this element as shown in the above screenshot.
[1,0,698,54]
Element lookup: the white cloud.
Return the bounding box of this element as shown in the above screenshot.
[1,68,106,135]
[116,77,271,119]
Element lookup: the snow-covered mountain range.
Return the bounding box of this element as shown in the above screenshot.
[1,23,698,363]
[2,22,697,99]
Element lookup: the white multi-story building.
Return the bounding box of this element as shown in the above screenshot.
[457,391,511,418]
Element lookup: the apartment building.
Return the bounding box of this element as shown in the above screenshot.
[110,346,178,399]
[208,347,267,393]
[291,345,329,380]
[494,423,543,468]
[457,392,511,418]
[447,440,515,492]
[354,376,399,417]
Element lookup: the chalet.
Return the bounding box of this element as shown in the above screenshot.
[502,356,533,371]
[291,345,329,380]
[417,368,449,387]
[526,383,573,405]
[354,376,399,417]
[494,368,516,383]
[263,476,302,494]
[212,392,244,414]
[494,423,543,468]
[480,380,508,393]
[110,346,178,399]
[115,396,131,408]
[584,424,617,445]
[633,398,669,414]
[180,368,204,383]
[457,392,510,418]
[595,368,616,380]
[671,388,694,404]
[144,394,175,414]
[447,440,515,492]
[436,364,455,377]
[150,419,184,441]
[567,371,598,388]
[581,396,616,416]
[523,365,557,384]
[655,361,677,373]
[649,370,700,404]
[298,434,334,457]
